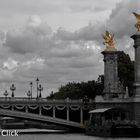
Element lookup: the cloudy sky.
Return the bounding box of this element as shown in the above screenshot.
[0,0,139,97]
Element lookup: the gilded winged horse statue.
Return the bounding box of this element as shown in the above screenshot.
[133,12,140,32]
[102,31,115,49]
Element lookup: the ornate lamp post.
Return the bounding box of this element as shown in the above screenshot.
[10,84,16,98]
[3,90,8,100]
[30,82,33,99]
[27,90,31,99]
[36,78,39,99]
[38,84,43,98]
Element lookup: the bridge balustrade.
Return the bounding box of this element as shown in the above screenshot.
[0,97,89,102]
[0,97,95,126]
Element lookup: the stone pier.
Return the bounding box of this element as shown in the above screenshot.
[95,14,140,125]
[102,48,119,98]
[101,31,124,99]
[131,33,140,97]
[131,32,140,124]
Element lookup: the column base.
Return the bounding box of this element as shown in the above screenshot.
[103,91,125,100]
[133,82,140,97]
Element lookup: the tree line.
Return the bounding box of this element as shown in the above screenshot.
[47,51,134,99]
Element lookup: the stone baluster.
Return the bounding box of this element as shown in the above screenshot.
[25,105,28,113]
[53,106,55,118]
[39,105,42,115]
[67,106,69,121]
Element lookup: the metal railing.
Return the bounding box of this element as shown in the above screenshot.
[0,97,94,103]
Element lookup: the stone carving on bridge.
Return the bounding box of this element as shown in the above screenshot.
[70,105,80,110]
[56,105,66,110]
[42,105,53,110]
[15,105,25,110]
[28,105,38,110]
[0,105,10,109]
[102,31,115,49]
[133,12,140,32]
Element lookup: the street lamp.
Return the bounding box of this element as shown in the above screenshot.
[10,84,16,98]
[27,90,31,99]
[36,78,39,99]
[3,90,8,100]
[38,84,43,98]
[30,82,33,99]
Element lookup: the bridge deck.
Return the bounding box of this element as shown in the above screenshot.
[0,109,85,130]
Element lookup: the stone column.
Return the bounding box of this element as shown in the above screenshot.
[25,105,28,113]
[102,48,119,98]
[39,105,42,115]
[11,105,14,111]
[66,106,69,121]
[131,33,140,97]
[53,106,55,118]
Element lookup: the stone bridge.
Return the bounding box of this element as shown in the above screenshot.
[0,97,95,129]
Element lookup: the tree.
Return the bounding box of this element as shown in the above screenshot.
[47,81,98,99]
[117,51,134,96]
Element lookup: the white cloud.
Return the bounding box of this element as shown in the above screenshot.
[27,15,42,27]
[22,57,45,70]
[3,58,18,71]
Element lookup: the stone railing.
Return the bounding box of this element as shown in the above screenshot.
[0,97,94,103]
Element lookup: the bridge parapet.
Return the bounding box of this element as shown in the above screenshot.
[0,97,95,126]
[0,97,94,105]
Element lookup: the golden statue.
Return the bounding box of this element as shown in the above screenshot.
[102,31,115,49]
[133,12,140,32]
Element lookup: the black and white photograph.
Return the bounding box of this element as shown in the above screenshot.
[0,0,140,139]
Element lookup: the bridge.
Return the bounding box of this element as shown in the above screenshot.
[0,97,95,130]
[0,109,84,130]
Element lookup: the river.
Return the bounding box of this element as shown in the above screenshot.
[0,133,139,140]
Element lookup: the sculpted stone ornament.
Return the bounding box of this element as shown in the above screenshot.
[102,31,115,49]
[133,12,140,32]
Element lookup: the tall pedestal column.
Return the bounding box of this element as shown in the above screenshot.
[131,33,140,124]
[131,33,140,97]
[102,48,119,98]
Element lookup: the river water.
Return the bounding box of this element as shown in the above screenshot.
[0,133,139,140]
